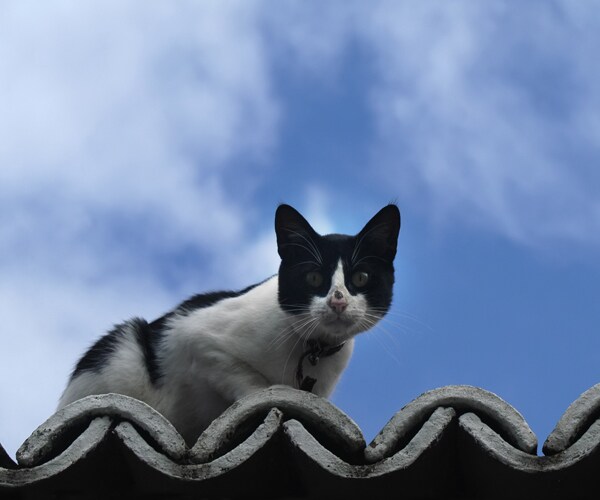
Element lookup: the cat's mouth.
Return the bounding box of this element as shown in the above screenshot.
[318,313,360,339]
[326,315,354,327]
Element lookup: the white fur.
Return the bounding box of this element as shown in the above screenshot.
[307,259,370,344]
[58,272,379,445]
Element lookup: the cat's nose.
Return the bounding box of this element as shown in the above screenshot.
[329,291,348,314]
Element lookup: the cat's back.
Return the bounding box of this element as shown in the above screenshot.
[168,275,284,344]
[58,275,283,409]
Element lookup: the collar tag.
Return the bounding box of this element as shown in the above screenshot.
[295,339,346,392]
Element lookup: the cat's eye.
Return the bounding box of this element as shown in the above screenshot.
[305,271,323,287]
[352,271,369,288]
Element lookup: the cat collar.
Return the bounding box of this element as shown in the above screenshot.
[296,339,346,392]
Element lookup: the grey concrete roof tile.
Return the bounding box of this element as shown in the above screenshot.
[0,443,16,470]
[2,384,600,498]
[16,394,186,467]
[1,417,112,489]
[365,385,537,463]
[189,385,365,463]
[543,382,600,455]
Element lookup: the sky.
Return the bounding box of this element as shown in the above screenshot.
[1,1,600,459]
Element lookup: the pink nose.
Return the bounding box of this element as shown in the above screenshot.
[329,290,348,314]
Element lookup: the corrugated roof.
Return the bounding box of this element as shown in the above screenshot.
[2,384,600,499]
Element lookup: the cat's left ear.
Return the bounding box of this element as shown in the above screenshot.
[275,204,320,261]
[356,204,400,262]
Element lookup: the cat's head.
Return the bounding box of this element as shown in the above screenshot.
[275,203,400,345]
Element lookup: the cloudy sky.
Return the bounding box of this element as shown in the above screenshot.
[1,1,600,459]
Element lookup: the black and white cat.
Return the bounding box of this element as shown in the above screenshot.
[59,204,400,444]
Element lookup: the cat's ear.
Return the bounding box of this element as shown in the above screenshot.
[355,204,400,262]
[275,204,320,261]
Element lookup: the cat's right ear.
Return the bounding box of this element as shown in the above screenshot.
[355,204,401,262]
[275,204,319,261]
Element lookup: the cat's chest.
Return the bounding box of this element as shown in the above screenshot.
[165,277,350,391]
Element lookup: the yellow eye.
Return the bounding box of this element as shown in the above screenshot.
[306,271,323,287]
[352,271,369,288]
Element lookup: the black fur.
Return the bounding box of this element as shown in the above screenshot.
[72,318,164,383]
[134,318,164,384]
[72,320,135,378]
[70,204,400,387]
[173,283,262,316]
[275,204,400,315]
[71,283,265,384]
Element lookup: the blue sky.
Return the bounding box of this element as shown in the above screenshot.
[1,1,600,459]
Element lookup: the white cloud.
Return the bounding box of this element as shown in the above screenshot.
[2,0,600,461]
[0,1,277,248]
[0,0,287,294]
[0,0,280,458]
[0,2,343,458]
[263,1,355,77]
[0,270,176,459]
[254,1,600,247]
[217,186,336,288]
[354,1,600,247]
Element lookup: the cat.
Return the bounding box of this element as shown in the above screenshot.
[58,203,400,445]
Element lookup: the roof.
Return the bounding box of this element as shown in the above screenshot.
[2,383,600,499]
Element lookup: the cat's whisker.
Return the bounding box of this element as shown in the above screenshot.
[299,320,317,350]
[369,306,432,326]
[351,254,388,267]
[303,318,322,344]
[268,304,321,350]
[363,312,424,355]
[289,260,322,269]
[358,317,379,333]
[293,230,324,265]
[280,241,322,265]
[283,229,323,265]
[288,314,319,337]
[280,307,313,314]
[267,327,298,352]
[271,313,318,360]
[268,314,315,352]
[60,202,400,448]
[278,301,313,312]
[355,315,406,368]
[362,313,419,340]
[371,328,404,368]
[280,330,306,385]
[351,221,389,265]
[372,322,406,351]
[367,308,434,334]
[280,317,320,384]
